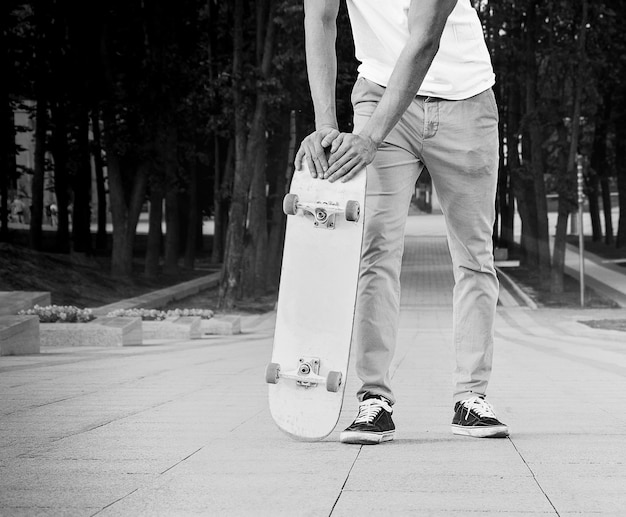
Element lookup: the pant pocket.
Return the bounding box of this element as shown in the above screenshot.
[350,76,367,106]
[351,76,385,107]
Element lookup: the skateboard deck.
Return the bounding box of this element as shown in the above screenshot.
[266,164,366,441]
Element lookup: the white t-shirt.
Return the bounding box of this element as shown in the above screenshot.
[345,0,495,100]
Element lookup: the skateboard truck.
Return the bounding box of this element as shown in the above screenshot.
[265,358,343,393]
[283,194,360,229]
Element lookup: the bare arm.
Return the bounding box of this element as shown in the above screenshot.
[326,0,458,182]
[294,0,341,177]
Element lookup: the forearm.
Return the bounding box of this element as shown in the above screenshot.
[357,39,439,145]
[304,0,339,130]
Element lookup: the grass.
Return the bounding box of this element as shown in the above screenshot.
[0,235,278,315]
[0,242,216,309]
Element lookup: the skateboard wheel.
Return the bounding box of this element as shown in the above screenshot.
[345,201,360,222]
[265,363,280,384]
[283,194,299,216]
[326,371,342,392]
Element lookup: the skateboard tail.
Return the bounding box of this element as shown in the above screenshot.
[276,423,335,442]
[268,381,347,441]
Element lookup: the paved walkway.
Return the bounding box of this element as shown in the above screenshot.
[2,214,626,516]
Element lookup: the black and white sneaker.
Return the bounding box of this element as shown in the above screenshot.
[451,396,509,438]
[340,394,395,444]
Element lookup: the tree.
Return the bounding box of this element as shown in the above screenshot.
[219,0,275,307]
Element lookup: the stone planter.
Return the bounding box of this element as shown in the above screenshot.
[40,317,142,347]
[0,315,40,355]
[202,315,241,335]
[0,291,51,316]
[142,316,202,340]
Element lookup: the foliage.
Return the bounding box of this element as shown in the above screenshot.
[4,0,625,296]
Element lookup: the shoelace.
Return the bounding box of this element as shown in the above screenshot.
[461,396,497,421]
[354,398,392,424]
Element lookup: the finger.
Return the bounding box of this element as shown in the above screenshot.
[326,154,357,182]
[312,139,330,173]
[320,129,340,148]
[327,139,353,170]
[326,140,354,172]
[309,149,329,177]
[329,133,345,155]
[305,155,318,178]
[294,147,305,170]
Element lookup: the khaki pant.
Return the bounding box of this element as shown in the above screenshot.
[351,77,500,404]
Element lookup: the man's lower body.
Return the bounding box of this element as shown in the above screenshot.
[341,77,508,444]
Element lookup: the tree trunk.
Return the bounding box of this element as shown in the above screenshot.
[523,0,550,283]
[550,207,569,294]
[29,5,50,251]
[600,177,613,246]
[51,102,71,253]
[161,123,180,275]
[586,171,602,242]
[30,97,47,250]
[211,136,222,263]
[615,118,626,248]
[104,107,148,276]
[506,79,534,264]
[0,8,10,242]
[591,91,613,245]
[247,110,269,296]
[267,110,296,289]
[164,188,180,275]
[184,159,200,269]
[145,187,164,278]
[106,152,128,276]
[496,157,512,249]
[71,103,93,254]
[219,0,251,308]
[0,106,9,242]
[91,110,108,251]
[212,138,233,264]
[219,0,277,308]
[550,0,588,294]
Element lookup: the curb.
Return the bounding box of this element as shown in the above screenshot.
[91,273,221,316]
[90,272,243,335]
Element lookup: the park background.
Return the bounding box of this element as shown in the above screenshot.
[1,0,625,310]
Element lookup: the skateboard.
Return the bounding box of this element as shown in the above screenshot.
[266,163,366,441]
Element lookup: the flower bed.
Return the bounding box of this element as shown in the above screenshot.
[106,308,214,321]
[17,305,141,347]
[18,304,96,323]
